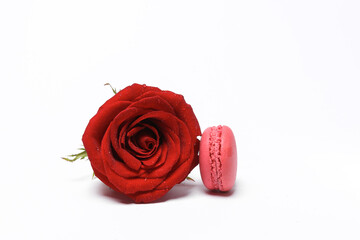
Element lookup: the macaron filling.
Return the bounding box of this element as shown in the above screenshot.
[209,125,223,190]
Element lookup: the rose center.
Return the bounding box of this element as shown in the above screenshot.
[125,123,159,158]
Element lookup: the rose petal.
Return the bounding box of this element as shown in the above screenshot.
[104,164,164,194]
[135,90,201,139]
[115,147,142,171]
[140,127,181,178]
[102,84,161,108]
[157,151,194,190]
[126,125,146,138]
[139,142,168,174]
[108,107,144,171]
[101,128,160,178]
[127,189,169,203]
[92,167,120,192]
[101,125,131,173]
[130,111,193,165]
[129,95,175,114]
[101,126,162,194]
[128,123,159,148]
[140,144,162,168]
[129,111,180,136]
[82,101,131,177]
[119,111,192,179]
[126,124,159,158]
[153,117,192,164]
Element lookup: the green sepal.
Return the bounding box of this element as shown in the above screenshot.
[104,83,117,94]
[185,176,195,182]
[62,147,88,162]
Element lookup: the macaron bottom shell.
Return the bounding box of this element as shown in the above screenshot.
[199,125,237,192]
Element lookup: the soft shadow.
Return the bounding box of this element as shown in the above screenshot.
[153,181,196,203]
[96,181,197,204]
[204,181,240,197]
[97,184,134,204]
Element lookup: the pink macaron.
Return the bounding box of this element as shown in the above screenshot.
[199,125,237,192]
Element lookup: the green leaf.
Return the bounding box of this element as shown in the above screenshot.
[185,176,195,182]
[62,148,88,162]
[104,83,117,94]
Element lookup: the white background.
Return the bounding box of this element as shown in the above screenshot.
[1,0,359,239]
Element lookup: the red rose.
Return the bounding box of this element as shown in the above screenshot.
[82,84,201,203]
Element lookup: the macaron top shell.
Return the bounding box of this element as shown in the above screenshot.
[199,125,237,192]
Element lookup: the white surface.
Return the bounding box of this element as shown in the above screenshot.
[1,0,360,239]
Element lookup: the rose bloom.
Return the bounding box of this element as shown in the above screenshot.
[82,84,201,203]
